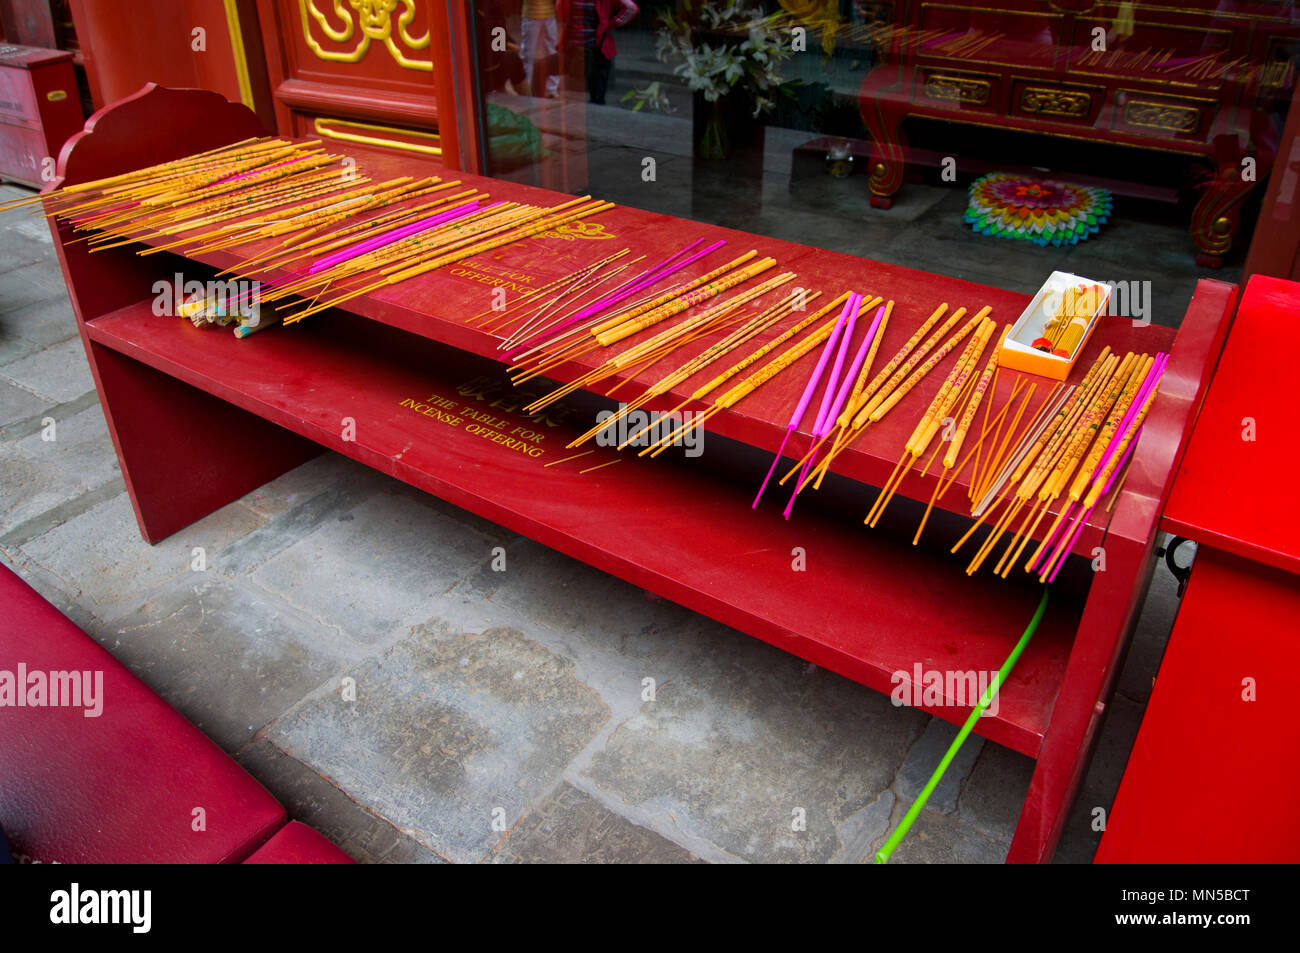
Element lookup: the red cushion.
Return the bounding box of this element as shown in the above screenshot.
[0,564,285,863]
[242,821,355,864]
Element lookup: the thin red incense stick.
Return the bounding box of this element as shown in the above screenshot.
[573,238,708,318]
[305,200,487,273]
[231,200,489,310]
[784,300,885,510]
[511,239,727,357]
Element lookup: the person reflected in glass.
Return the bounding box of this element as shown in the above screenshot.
[557,0,639,104]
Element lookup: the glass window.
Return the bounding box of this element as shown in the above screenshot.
[469,1,1300,325]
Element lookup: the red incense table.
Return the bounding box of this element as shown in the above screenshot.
[1096,274,1300,863]
[47,84,1236,862]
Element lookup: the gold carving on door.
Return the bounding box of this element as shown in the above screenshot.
[299,0,432,72]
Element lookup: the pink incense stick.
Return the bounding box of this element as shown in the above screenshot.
[782,294,866,518]
[560,238,701,325]
[1046,423,1144,584]
[504,238,727,357]
[753,293,857,508]
[228,200,487,309]
[580,239,703,311]
[571,238,724,321]
[1030,353,1166,573]
[501,240,705,356]
[306,200,487,273]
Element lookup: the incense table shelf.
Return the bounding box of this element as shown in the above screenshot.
[49,86,1237,863]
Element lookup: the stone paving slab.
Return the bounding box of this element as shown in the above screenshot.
[895,716,985,816]
[0,291,77,350]
[102,574,359,750]
[0,259,71,318]
[489,781,702,863]
[0,335,95,403]
[237,737,446,864]
[883,798,1007,864]
[12,402,119,492]
[220,460,391,577]
[250,490,502,647]
[19,491,265,615]
[956,741,1035,848]
[0,445,111,541]
[237,451,373,520]
[580,614,929,864]
[463,535,701,648]
[269,620,611,863]
[0,378,52,430]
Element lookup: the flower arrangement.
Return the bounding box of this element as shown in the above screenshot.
[624,1,798,158]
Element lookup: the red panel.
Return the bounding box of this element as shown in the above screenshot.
[1096,547,1300,863]
[88,339,323,544]
[0,564,286,863]
[47,85,318,542]
[1164,274,1300,575]
[242,821,354,863]
[68,0,269,119]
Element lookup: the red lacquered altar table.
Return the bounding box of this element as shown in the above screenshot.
[48,85,1236,862]
[1096,274,1300,863]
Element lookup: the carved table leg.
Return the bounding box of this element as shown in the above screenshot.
[860,83,908,210]
[1190,140,1255,268]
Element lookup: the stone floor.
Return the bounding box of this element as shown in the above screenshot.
[1,156,1187,863]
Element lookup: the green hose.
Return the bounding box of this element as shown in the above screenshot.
[875,586,1050,864]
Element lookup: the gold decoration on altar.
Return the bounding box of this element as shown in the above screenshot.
[1123,100,1199,133]
[1018,87,1091,118]
[299,0,432,72]
[922,74,992,106]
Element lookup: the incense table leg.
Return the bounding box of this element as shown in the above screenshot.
[88,341,322,544]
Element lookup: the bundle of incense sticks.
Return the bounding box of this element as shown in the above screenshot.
[280,195,616,323]
[637,292,886,460]
[863,313,1001,529]
[484,249,644,347]
[488,238,730,357]
[521,269,798,414]
[753,292,866,511]
[37,139,358,244]
[508,250,763,382]
[512,254,785,398]
[778,301,994,498]
[565,286,825,450]
[16,136,617,332]
[940,346,1160,579]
